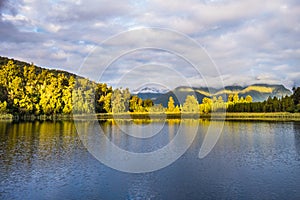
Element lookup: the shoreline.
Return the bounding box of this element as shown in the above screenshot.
[1,112,300,122]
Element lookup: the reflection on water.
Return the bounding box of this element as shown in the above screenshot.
[89,119,194,153]
[0,122,75,169]
[0,120,300,199]
[293,122,300,156]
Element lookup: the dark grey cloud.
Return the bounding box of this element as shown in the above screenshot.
[0,0,5,10]
[0,0,20,16]
[0,0,43,43]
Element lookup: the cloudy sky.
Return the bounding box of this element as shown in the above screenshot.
[0,0,299,90]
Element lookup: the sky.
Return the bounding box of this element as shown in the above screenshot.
[0,0,299,90]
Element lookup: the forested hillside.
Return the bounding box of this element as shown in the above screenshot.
[0,57,152,116]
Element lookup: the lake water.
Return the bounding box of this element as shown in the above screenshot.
[1,120,300,199]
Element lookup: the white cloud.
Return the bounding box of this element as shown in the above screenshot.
[0,0,299,89]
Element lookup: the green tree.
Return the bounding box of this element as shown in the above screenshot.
[0,85,8,103]
[182,95,199,112]
[233,93,239,103]
[96,84,113,113]
[143,99,154,111]
[239,97,245,103]
[272,96,281,112]
[245,95,253,103]
[217,96,224,103]
[212,96,217,103]
[167,96,175,112]
[293,87,300,112]
[0,101,8,114]
[103,92,112,113]
[23,64,40,114]
[72,89,84,114]
[149,104,165,113]
[0,60,22,88]
[111,88,125,113]
[9,76,25,113]
[214,96,226,112]
[123,88,131,111]
[200,97,212,114]
[173,105,180,113]
[129,95,145,112]
[264,96,273,112]
[282,95,295,112]
[227,94,234,103]
[62,76,74,114]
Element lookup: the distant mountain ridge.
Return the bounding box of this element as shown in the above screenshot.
[132,86,169,100]
[132,86,169,94]
[153,84,292,107]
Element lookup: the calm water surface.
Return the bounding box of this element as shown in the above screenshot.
[0,120,300,199]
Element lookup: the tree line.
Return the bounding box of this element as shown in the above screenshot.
[0,59,299,116]
[0,60,152,116]
[165,90,300,114]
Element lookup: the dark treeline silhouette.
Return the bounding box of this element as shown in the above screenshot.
[196,93,299,113]
[226,95,295,113]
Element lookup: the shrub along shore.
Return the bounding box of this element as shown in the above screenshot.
[96,112,300,121]
[2,112,300,122]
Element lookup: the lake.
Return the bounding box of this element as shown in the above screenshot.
[1,120,300,199]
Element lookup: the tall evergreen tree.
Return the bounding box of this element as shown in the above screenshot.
[167,96,175,112]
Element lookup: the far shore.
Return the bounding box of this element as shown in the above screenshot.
[1,112,300,122]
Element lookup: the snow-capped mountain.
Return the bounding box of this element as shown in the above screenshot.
[132,86,169,100]
[132,87,169,94]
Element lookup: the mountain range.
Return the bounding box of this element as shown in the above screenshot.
[135,84,292,107]
[132,86,169,94]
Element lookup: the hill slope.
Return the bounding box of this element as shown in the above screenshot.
[0,56,113,115]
